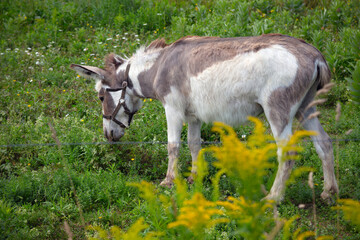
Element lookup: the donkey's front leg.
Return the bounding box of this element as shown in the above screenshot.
[160,106,184,188]
[187,119,202,184]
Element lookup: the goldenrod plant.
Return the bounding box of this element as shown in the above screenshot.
[87,217,163,240]
[334,199,360,230]
[207,118,276,200]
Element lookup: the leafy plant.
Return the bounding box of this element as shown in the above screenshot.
[347,61,360,104]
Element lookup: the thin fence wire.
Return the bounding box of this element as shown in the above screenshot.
[1,138,359,148]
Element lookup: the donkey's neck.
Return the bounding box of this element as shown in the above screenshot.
[129,48,163,99]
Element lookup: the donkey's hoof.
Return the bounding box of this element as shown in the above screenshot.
[160,178,174,188]
[187,175,195,184]
[321,191,336,205]
[263,193,283,203]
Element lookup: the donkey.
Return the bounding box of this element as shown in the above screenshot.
[71,34,338,202]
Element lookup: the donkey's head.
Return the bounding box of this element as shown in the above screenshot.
[70,54,142,141]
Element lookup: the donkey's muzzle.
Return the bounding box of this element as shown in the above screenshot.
[106,129,124,142]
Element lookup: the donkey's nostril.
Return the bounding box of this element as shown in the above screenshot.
[110,130,114,139]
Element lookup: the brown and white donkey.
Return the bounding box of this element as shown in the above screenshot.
[71,34,338,202]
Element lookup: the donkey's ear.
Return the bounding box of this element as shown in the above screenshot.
[70,64,108,82]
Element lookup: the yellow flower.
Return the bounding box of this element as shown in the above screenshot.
[209,120,276,181]
[28,163,30,166]
[17,94,20,96]
[149,99,152,102]
[128,181,158,203]
[28,105,31,107]
[80,119,84,122]
[63,90,66,92]
[98,216,102,219]
[131,158,135,161]
[333,199,360,228]
[13,80,16,82]
[217,196,273,221]
[143,99,146,102]
[168,193,228,233]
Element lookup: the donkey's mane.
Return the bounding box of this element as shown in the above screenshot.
[146,38,169,51]
[173,35,219,43]
[145,36,220,52]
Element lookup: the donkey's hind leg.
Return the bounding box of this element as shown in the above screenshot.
[265,121,295,202]
[263,107,297,202]
[298,106,339,203]
[187,119,202,184]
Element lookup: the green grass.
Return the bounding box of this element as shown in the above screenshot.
[1,0,360,239]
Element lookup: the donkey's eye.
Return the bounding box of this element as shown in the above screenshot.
[99,96,104,102]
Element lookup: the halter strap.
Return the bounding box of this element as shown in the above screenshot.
[102,64,137,128]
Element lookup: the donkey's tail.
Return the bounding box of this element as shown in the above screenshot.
[316,59,332,90]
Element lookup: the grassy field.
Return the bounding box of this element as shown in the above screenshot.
[1,0,360,239]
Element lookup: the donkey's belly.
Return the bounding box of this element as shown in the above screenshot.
[189,98,263,126]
